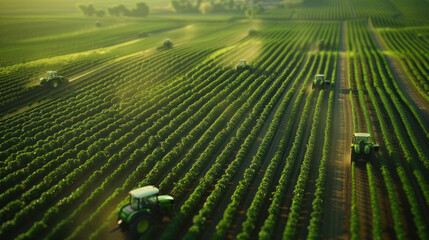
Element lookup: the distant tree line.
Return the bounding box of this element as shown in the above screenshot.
[77,2,149,17]
[77,4,106,17]
[170,0,264,17]
[77,1,264,18]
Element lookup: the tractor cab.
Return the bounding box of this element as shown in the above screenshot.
[352,133,371,144]
[129,187,159,211]
[115,186,174,237]
[47,71,58,79]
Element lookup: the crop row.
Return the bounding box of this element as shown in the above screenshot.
[349,47,406,239]
[257,53,326,240]
[349,19,428,239]
[0,43,233,239]
[0,51,185,161]
[359,21,429,203]
[169,41,304,195]
[0,45,201,143]
[212,57,319,239]
[0,49,208,208]
[0,48,212,182]
[158,54,312,240]
[306,67,335,238]
[0,55,114,111]
[46,24,298,238]
[192,22,336,240]
[348,52,383,240]
[272,91,323,240]
[84,21,328,240]
[161,43,303,194]
[9,59,241,240]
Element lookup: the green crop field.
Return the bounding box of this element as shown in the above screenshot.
[0,0,428,239]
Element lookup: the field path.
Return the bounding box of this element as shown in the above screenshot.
[367,19,429,125]
[321,21,352,240]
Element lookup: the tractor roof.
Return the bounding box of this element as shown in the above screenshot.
[47,71,57,73]
[354,133,370,137]
[129,186,159,198]
[316,74,324,77]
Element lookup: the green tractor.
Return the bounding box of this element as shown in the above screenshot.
[113,186,174,238]
[312,74,331,89]
[318,39,324,50]
[351,133,379,162]
[163,39,173,48]
[236,59,251,72]
[248,28,255,35]
[40,71,67,88]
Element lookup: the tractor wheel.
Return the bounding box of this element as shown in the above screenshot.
[129,213,152,238]
[351,147,358,162]
[52,80,59,88]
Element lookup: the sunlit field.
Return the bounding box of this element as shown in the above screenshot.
[0,0,428,239]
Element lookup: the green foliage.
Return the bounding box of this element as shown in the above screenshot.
[171,0,196,13]
[95,10,105,17]
[131,2,150,17]
[199,0,237,14]
[77,3,96,17]
[107,5,130,16]
[1,2,428,240]
[245,3,264,19]
[108,2,150,17]
[348,19,428,240]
